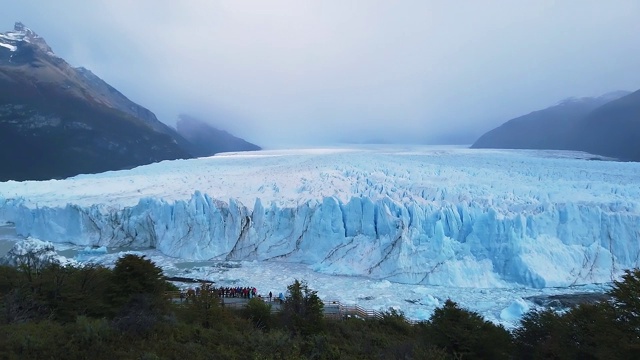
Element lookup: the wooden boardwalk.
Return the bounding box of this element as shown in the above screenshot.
[166,291,398,322]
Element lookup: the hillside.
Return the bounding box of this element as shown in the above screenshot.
[471,91,630,152]
[0,23,262,182]
[0,22,191,181]
[570,89,640,161]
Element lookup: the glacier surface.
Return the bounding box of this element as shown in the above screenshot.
[1,146,639,289]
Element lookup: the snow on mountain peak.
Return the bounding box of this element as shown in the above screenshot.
[13,22,28,33]
[0,21,53,55]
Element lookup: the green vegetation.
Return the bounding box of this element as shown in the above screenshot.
[1,255,640,359]
[282,279,325,336]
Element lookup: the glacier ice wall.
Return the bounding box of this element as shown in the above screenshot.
[2,191,638,288]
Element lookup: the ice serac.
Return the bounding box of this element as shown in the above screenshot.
[1,148,639,288]
[2,193,639,289]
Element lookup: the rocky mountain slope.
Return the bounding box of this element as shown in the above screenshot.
[0,22,192,181]
[0,22,261,181]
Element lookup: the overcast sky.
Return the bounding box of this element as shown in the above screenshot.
[2,1,639,147]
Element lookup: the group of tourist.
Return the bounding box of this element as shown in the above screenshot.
[178,285,285,304]
[216,286,258,299]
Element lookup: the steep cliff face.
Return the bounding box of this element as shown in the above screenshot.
[1,147,639,289]
[0,22,191,181]
[2,191,638,288]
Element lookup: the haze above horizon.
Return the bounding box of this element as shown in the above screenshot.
[2,1,639,148]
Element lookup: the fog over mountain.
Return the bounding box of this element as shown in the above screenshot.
[0,23,261,181]
[1,1,639,147]
[176,115,261,157]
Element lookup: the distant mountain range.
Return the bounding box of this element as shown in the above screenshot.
[0,22,259,182]
[472,90,640,161]
[176,115,261,157]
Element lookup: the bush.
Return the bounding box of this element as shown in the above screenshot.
[244,297,273,331]
[178,283,228,329]
[379,307,412,335]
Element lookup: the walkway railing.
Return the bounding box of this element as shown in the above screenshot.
[323,300,384,321]
[166,292,418,323]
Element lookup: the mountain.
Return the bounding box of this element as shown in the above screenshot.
[175,115,261,157]
[0,22,194,181]
[471,91,631,152]
[570,90,640,161]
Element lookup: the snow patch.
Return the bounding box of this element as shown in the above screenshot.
[0,42,17,51]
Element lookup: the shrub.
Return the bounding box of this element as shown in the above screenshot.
[244,297,273,331]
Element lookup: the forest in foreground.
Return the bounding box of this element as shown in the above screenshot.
[1,254,639,359]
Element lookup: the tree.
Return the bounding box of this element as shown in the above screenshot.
[180,283,224,329]
[379,307,412,335]
[0,265,20,297]
[514,303,630,359]
[608,268,640,355]
[67,264,112,318]
[513,309,563,359]
[426,300,512,359]
[513,268,640,360]
[610,269,640,331]
[108,255,169,316]
[561,303,626,359]
[2,241,58,283]
[282,279,324,336]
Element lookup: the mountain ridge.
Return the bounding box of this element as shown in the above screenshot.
[175,114,261,157]
[0,22,259,181]
[471,90,640,161]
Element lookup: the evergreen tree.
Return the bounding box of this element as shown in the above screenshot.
[608,268,640,356]
[282,279,324,336]
[610,269,640,332]
[513,309,563,359]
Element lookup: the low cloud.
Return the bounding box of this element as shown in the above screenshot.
[2,0,640,147]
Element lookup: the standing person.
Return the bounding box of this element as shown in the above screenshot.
[278,292,285,304]
[269,291,273,302]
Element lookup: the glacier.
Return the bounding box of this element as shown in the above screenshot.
[0,146,639,289]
